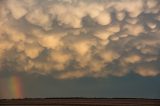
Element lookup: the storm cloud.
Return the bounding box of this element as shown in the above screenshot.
[0,0,160,79]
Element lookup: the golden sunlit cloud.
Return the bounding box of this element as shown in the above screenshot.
[0,0,160,79]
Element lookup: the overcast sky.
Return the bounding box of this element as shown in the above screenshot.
[0,0,160,99]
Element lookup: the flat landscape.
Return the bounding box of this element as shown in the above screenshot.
[0,98,160,106]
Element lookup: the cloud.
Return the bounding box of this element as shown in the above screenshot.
[123,54,141,64]
[38,34,62,49]
[95,11,111,25]
[57,70,87,79]
[24,43,43,59]
[135,64,160,77]
[100,50,120,63]
[94,25,120,40]
[7,0,28,20]
[124,24,144,36]
[116,11,126,21]
[0,0,160,79]
[71,40,93,56]
[25,8,52,30]
[47,50,71,70]
[113,0,144,18]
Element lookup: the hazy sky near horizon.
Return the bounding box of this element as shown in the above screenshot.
[0,0,160,99]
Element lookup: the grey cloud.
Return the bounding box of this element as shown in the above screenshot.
[0,0,160,79]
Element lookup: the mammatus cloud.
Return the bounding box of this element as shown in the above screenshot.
[0,0,160,79]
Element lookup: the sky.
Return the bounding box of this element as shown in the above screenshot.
[0,0,160,99]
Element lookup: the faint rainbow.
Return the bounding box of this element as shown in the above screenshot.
[8,76,23,99]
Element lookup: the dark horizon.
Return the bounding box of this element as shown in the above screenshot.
[1,98,160,106]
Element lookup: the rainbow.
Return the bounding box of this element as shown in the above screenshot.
[8,76,23,99]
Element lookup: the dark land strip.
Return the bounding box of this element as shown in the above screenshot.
[0,98,160,106]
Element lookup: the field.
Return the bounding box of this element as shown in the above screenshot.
[0,98,160,106]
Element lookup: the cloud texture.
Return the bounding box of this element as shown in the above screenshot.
[0,0,160,79]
